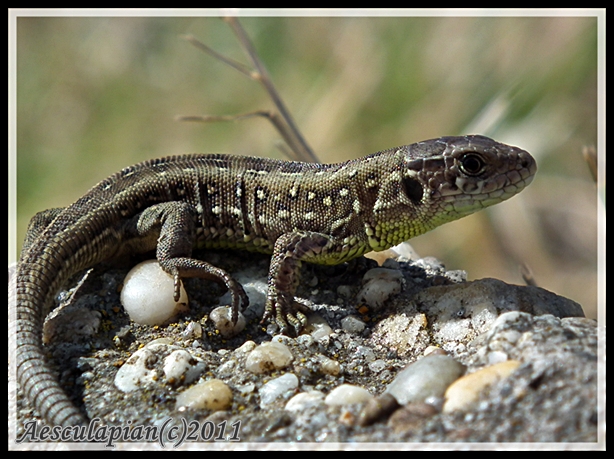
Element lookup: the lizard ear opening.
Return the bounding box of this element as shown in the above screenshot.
[402,176,423,205]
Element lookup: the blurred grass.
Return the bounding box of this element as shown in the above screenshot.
[14,15,599,318]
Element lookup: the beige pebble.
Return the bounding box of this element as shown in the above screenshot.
[317,354,341,376]
[244,341,294,374]
[209,306,246,338]
[443,360,521,413]
[325,384,373,406]
[175,379,233,412]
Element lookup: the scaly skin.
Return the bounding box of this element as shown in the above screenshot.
[13,134,536,427]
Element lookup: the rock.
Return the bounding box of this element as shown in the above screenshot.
[114,340,174,392]
[415,278,585,321]
[340,315,366,334]
[370,310,429,357]
[387,402,439,434]
[15,249,599,444]
[317,354,341,376]
[385,353,465,405]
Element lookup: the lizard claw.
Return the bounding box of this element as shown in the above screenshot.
[227,280,249,325]
[173,274,182,302]
[262,297,310,336]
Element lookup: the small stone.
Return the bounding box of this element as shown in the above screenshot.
[114,341,172,392]
[358,393,400,426]
[163,349,205,385]
[121,260,188,326]
[388,402,439,433]
[244,341,294,374]
[385,353,465,405]
[487,350,509,365]
[324,384,373,406]
[236,340,257,353]
[182,321,202,339]
[443,360,521,413]
[175,379,233,412]
[340,315,366,334]
[236,382,256,396]
[368,359,387,373]
[43,297,101,344]
[338,408,357,426]
[285,390,325,412]
[357,268,405,309]
[216,359,237,378]
[317,354,341,376]
[209,305,246,338]
[259,373,299,407]
[306,316,334,340]
[371,311,429,358]
[355,345,376,361]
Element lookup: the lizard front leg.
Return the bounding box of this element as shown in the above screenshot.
[135,202,249,323]
[262,231,339,336]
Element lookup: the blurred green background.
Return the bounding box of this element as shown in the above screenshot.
[14,15,599,318]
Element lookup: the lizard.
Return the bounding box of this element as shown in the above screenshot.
[13,134,536,428]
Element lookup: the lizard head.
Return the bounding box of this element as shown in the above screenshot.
[366,135,537,250]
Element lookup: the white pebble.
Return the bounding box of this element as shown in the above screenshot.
[236,382,256,396]
[259,373,299,407]
[368,359,387,373]
[182,321,202,339]
[285,391,325,412]
[121,260,188,326]
[175,379,233,412]
[487,350,510,365]
[324,384,373,406]
[216,359,237,378]
[309,321,334,341]
[114,341,174,392]
[357,268,404,309]
[340,315,366,334]
[209,306,246,338]
[245,341,294,374]
[163,349,205,385]
[385,353,465,405]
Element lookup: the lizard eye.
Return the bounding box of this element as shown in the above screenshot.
[459,153,485,176]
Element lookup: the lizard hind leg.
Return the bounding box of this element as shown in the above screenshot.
[137,202,249,323]
[159,257,249,324]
